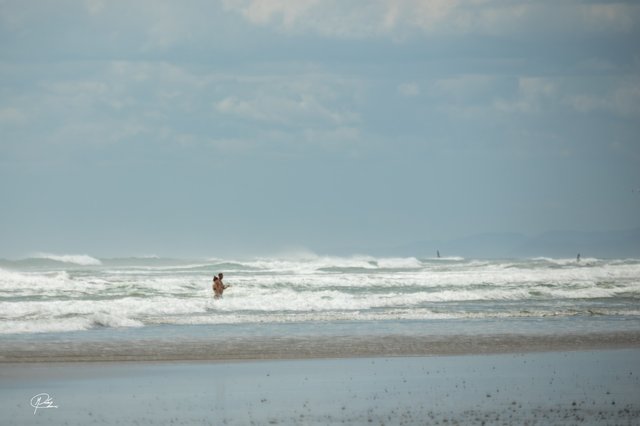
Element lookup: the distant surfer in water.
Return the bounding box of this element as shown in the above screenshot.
[577,253,581,263]
[213,272,230,299]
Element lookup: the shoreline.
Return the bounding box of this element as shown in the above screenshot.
[2,330,639,363]
[2,349,639,425]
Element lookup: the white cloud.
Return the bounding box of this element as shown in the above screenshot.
[226,0,320,27]
[493,77,557,114]
[611,80,640,117]
[223,0,439,38]
[429,73,637,121]
[564,78,640,118]
[85,0,106,16]
[518,78,555,100]
[141,2,199,50]
[433,75,496,99]
[0,107,27,126]
[564,94,602,114]
[398,82,420,97]
[215,92,359,126]
[43,120,150,150]
[222,0,640,39]
[213,73,361,128]
[1,55,365,155]
[582,3,637,33]
[489,75,640,119]
[47,81,109,97]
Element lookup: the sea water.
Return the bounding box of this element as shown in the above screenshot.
[1,254,639,341]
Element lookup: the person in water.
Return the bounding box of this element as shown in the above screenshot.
[213,272,230,298]
[212,275,219,295]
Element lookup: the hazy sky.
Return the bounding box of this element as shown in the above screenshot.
[1,0,639,258]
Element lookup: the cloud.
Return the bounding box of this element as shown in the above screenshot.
[0,107,27,126]
[211,74,364,152]
[85,0,106,16]
[563,77,640,118]
[433,75,497,100]
[222,0,386,38]
[398,82,420,97]
[0,54,366,161]
[215,92,359,127]
[582,3,638,33]
[492,77,557,115]
[492,75,640,119]
[140,2,202,50]
[212,71,362,135]
[225,0,320,27]
[222,0,640,39]
[222,0,456,38]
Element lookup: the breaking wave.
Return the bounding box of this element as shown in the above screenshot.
[0,255,639,334]
[31,253,102,266]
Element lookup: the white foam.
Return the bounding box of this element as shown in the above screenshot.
[0,312,144,334]
[0,318,93,334]
[91,312,144,328]
[238,254,428,273]
[0,296,207,334]
[377,257,423,269]
[427,256,465,261]
[32,252,102,266]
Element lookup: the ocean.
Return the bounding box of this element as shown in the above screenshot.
[1,253,639,342]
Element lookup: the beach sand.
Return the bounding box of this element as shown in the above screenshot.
[1,333,640,425]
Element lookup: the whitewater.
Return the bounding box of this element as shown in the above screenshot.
[1,253,639,337]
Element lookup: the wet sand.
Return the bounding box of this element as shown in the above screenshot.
[1,334,639,425]
[1,331,639,362]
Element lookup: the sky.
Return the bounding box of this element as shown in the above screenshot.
[1,0,639,258]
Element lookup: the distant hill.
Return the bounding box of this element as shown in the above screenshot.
[514,228,640,258]
[354,228,640,258]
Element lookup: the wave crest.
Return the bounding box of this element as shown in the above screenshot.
[32,253,102,266]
